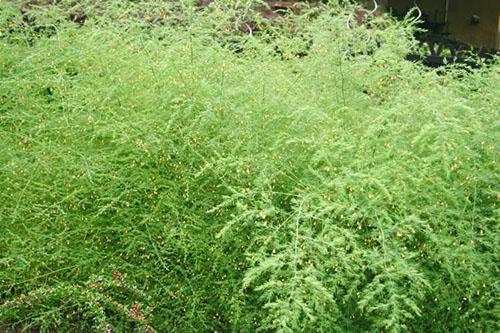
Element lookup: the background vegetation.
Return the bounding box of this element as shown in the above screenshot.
[0,0,498,332]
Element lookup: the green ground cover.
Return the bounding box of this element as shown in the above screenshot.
[0,1,498,332]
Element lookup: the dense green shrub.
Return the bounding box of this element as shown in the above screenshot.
[0,1,498,332]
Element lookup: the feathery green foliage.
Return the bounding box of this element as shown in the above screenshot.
[0,0,498,332]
